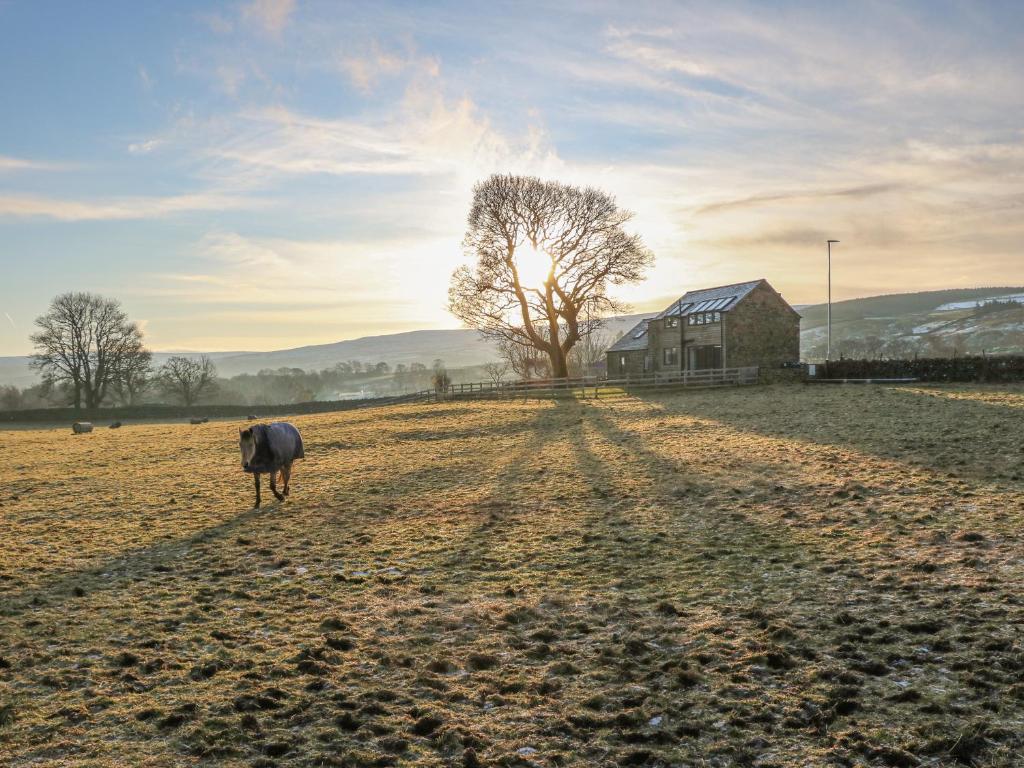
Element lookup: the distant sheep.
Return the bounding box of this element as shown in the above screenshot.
[72,422,93,434]
[189,417,210,425]
[109,421,122,429]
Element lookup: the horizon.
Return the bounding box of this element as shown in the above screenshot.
[4,1,1024,355]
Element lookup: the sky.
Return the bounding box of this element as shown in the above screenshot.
[2,0,1024,354]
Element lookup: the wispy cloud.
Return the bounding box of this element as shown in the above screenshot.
[241,0,295,36]
[696,183,908,215]
[201,80,561,188]
[338,41,439,93]
[0,191,257,221]
[0,155,71,172]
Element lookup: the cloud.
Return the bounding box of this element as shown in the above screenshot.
[148,230,466,334]
[241,0,295,36]
[0,191,256,221]
[338,41,440,93]
[202,80,561,188]
[128,138,164,155]
[0,155,70,172]
[696,183,908,215]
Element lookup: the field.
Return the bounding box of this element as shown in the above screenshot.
[3,385,1024,767]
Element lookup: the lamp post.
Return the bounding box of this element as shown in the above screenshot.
[827,240,839,361]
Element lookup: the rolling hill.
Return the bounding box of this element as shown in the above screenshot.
[5,288,1024,388]
[798,286,1024,358]
[0,314,652,387]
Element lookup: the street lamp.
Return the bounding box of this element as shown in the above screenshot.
[827,240,839,361]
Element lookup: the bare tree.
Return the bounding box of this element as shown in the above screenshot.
[497,337,551,380]
[431,359,451,394]
[482,360,510,386]
[111,347,153,405]
[568,328,613,377]
[449,175,653,378]
[30,292,148,410]
[0,385,22,411]
[157,355,218,406]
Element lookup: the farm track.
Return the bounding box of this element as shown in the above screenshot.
[2,384,1024,767]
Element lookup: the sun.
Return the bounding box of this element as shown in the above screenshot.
[514,244,553,289]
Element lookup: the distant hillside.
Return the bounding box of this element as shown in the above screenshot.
[0,314,652,387]
[799,287,1024,329]
[799,287,1024,358]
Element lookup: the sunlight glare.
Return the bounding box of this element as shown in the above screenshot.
[514,244,553,289]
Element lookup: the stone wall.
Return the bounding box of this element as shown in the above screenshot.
[724,283,801,369]
[606,350,648,377]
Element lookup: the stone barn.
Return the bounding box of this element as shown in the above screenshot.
[606,279,800,377]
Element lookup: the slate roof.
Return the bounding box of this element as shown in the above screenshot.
[607,279,767,353]
[607,318,652,352]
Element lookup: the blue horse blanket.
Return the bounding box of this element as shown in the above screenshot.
[244,422,305,474]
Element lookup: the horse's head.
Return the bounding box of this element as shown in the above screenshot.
[239,427,257,469]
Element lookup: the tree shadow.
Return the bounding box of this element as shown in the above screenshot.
[627,384,1024,487]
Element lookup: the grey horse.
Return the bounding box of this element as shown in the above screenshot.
[239,422,305,508]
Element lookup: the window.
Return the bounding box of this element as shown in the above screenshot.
[665,316,679,328]
[687,345,722,370]
[620,355,626,368]
[643,354,651,372]
[713,311,721,323]
[663,346,679,366]
[687,315,696,325]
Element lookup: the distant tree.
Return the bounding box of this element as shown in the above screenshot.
[482,360,510,386]
[836,338,868,359]
[349,360,363,373]
[497,337,551,380]
[157,355,218,406]
[0,385,21,411]
[431,360,451,394]
[863,335,885,359]
[881,336,922,360]
[111,347,153,405]
[568,328,613,377]
[449,174,654,378]
[374,362,390,374]
[410,362,427,372]
[30,292,148,410]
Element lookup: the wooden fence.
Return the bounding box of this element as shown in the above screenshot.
[431,366,760,401]
[0,368,758,425]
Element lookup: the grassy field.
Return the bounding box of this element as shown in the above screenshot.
[2,384,1023,767]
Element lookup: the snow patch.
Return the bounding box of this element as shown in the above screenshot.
[935,293,1024,311]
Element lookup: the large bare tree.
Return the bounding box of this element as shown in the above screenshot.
[111,347,153,405]
[449,175,653,378]
[157,355,218,406]
[30,292,148,410]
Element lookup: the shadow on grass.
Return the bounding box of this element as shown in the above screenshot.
[628,384,1024,486]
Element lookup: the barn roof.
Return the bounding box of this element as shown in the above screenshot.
[607,318,651,352]
[607,279,767,353]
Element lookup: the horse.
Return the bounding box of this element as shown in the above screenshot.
[239,422,305,508]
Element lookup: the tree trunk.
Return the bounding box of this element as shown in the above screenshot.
[548,348,569,379]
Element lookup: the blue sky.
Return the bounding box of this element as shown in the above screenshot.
[2,0,1024,353]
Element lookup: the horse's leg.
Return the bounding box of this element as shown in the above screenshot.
[281,463,291,496]
[253,473,261,509]
[269,470,285,501]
